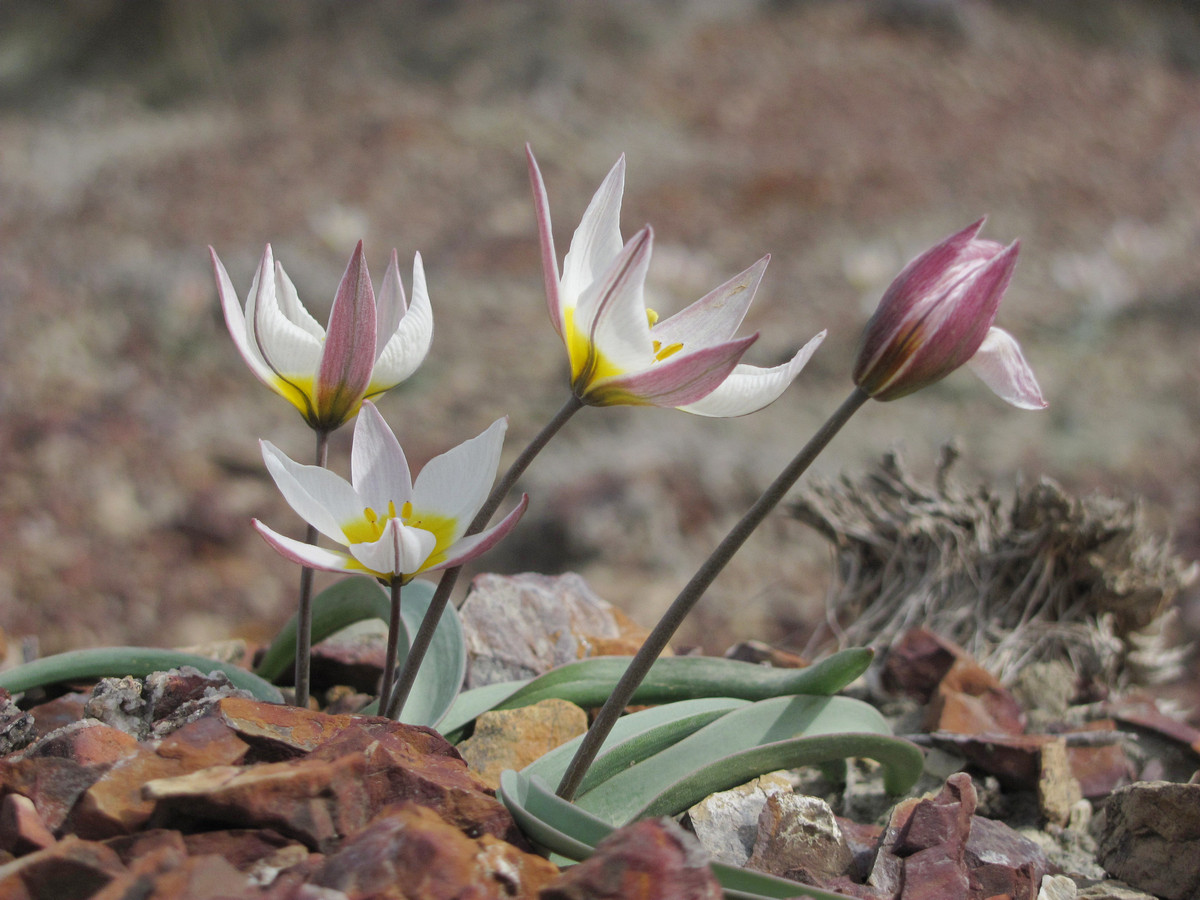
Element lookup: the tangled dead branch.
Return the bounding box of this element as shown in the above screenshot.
[792,445,1197,686]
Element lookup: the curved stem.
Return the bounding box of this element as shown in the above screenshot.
[386,394,585,719]
[294,428,330,708]
[555,387,870,800]
[377,579,403,713]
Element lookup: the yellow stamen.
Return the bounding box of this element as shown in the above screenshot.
[646,308,660,327]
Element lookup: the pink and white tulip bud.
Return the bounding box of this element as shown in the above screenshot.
[852,220,1046,409]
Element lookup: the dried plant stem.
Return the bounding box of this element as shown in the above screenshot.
[294,428,330,709]
[556,386,870,801]
[377,579,403,714]
[385,394,586,719]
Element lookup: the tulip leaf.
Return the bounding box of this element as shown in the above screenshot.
[438,648,872,740]
[252,575,465,727]
[0,647,284,704]
[499,771,862,900]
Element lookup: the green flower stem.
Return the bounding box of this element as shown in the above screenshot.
[294,428,331,708]
[385,393,586,719]
[377,579,403,714]
[555,386,871,801]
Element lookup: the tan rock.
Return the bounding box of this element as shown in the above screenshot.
[1038,737,1084,827]
[456,699,588,790]
[24,720,140,768]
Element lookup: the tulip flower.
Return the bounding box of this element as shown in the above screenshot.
[528,147,824,416]
[212,241,433,432]
[852,219,1045,409]
[253,402,527,585]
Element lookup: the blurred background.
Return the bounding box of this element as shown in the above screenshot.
[0,1,1197,672]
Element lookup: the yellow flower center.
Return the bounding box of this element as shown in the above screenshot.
[342,501,459,574]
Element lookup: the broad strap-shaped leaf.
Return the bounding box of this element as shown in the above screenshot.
[0,647,284,704]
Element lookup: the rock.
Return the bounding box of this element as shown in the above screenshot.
[456,699,588,790]
[868,773,976,898]
[1039,873,1079,899]
[90,846,252,899]
[0,794,56,855]
[145,720,522,852]
[541,817,722,900]
[1039,737,1084,827]
[0,756,103,832]
[965,814,1051,899]
[460,572,651,688]
[745,792,854,882]
[684,772,793,866]
[0,694,36,757]
[209,696,394,758]
[310,802,558,900]
[85,676,148,740]
[26,693,89,738]
[1076,882,1161,899]
[82,669,254,742]
[880,628,964,702]
[0,834,126,899]
[926,656,1026,736]
[1065,722,1137,798]
[307,620,389,695]
[1095,780,1200,900]
[23,720,140,767]
[722,641,810,668]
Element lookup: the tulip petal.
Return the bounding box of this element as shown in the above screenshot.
[252,258,324,386]
[349,518,437,580]
[253,520,359,575]
[369,252,434,394]
[375,249,407,359]
[573,227,656,383]
[423,494,529,574]
[527,146,565,335]
[316,241,377,427]
[561,154,626,309]
[273,260,325,339]
[968,327,1047,410]
[411,418,508,537]
[679,329,826,417]
[211,247,275,387]
[651,256,769,347]
[351,402,413,512]
[261,440,364,544]
[588,333,757,408]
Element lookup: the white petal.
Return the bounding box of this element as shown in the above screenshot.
[560,155,626,306]
[652,256,769,347]
[261,440,363,545]
[253,520,359,574]
[967,327,1047,410]
[273,261,325,339]
[425,494,528,573]
[375,250,408,359]
[411,417,507,535]
[369,252,433,391]
[351,402,413,512]
[211,247,274,386]
[349,519,437,578]
[575,228,656,375]
[678,330,826,417]
[252,259,324,380]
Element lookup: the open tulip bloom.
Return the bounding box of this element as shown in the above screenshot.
[852,219,1045,409]
[527,147,825,416]
[253,402,527,585]
[212,241,433,433]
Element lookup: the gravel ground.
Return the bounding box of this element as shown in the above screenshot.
[0,2,1197,683]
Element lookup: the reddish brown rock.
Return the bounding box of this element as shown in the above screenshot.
[153,715,251,769]
[311,802,558,899]
[181,828,305,872]
[24,720,140,767]
[541,817,722,900]
[926,732,1057,790]
[25,693,89,739]
[964,815,1050,900]
[101,828,189,866]
[880,628,964,702]
[926,657,1026,737]
[89,847,251,900]
[1096,781,1200,900]
[0,834,126,899]
[0,756,103,832]
[0,793,56,855]
[1065,725,1137,799]
[209,695,397,757]
[456,698,588,790]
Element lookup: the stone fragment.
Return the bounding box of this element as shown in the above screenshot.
[0,694,36,756]
[89,847,252,900]
[456,699,587,790]
[1065,722,1137,798]
[101,828,188,866]
[926,656,1026,736]
[1039,737,1084,826]
[26,693,89,738]
[965,814,1051,899]
[182,828,303,872]
[84,676,149,739]
[723,640,810,668]
[23,719,140,767]
[1039,873,1079,899]
[684,772,793,866]
[1095,780,1200,900]
[460,572,651,688]
[142,667,253,736]
[308,620,388,695]
[145,723,521,851]
[1076,882,1161,899]
[0,834,126,899]
[0,756,102,832]
[209,696,394,758]
[880,627,963,702]
[0,794,56,855]
[868,773,976,899]
[925,731,1055,789]
[745,792,853,882]
[311,802,558,899]
[541,817,722,900]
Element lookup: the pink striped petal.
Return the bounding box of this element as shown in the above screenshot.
[253,520,359,575]
[587,333,757,408]
[526,145,565,335]
[679,330,826,417]
[315,241,377,429]
[423,494,529,575]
